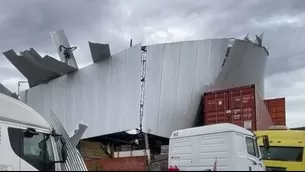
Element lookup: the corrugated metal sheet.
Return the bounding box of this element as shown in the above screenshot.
[69,121,89,147]
[18,38,268,139]
[47,111,88,171]
[88,42,111,63]
[3,48,77,88]
[20,44,142,138]
[212,39,267,97]
[142,39,268,138]
[50,29,79,69]
[142,39,230,137]
[20,48,76,75]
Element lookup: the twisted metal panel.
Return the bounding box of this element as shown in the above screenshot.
[212,39,267,96]
[142,39,268,138]
[20,44,142,139]
[47,111,88,171]
[19,38,268,139]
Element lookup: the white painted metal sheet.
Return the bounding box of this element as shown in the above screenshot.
[143,39,268,138]
[19,38,268,139]
[20,45,142,139]
[47,111,88,171]
[142,39,230,138]
[50,29,79,69]
[212,39,267,96]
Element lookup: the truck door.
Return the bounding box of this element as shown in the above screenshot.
[7,126,40,171]
[1,124,21,171]
[6,126,55,171]
[245,137,264,171]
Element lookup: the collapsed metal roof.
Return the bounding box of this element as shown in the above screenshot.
[3,30,269,138]
[3,49,77,87]
[19,36,269,139]
[2,29,111,88]
[88,42,111,63]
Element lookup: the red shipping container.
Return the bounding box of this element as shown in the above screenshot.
[203,84,273,131]
[264,98,286,125]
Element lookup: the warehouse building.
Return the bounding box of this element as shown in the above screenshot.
[3,30,268,170]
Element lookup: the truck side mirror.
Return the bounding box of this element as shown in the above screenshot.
[25,128,38,138]
[263,136,270,150]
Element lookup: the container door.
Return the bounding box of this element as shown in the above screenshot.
[228,86,256,130]
[266,98,286,125]
[204,91,229,125]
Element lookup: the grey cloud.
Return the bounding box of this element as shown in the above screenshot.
[1,1,305,89]
[0,0,122,65]
[287,98,305,114]
[265,51,305,76]
[0,65,24,81]
[1,0,305,68]
[264,69,305,127]
[264,68,305,98]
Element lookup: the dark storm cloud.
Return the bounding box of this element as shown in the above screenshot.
[0,1,115,50]
[111,0,305,78]
[1,0,304,61]
[1,0,305,88]
[0,0,128,73]
[265,51,305,76]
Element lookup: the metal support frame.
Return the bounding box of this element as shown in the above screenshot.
[17,81,29,97]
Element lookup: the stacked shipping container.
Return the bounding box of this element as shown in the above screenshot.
[203,85,274,131]
[264,98,286,125]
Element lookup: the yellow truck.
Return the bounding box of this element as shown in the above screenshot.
[256,128,305,171]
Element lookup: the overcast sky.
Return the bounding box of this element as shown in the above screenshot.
[1,0,305,127]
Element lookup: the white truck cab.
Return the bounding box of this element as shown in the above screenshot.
[168,123,268,171]
[0,93,69,171]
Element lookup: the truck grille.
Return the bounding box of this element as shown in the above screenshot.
[265,166,286,171]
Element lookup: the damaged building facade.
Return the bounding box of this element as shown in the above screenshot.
[2,30,268,170]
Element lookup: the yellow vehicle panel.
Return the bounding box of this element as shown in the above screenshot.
[255,130,305,171]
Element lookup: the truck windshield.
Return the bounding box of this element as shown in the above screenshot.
[24,132,55,170]
[259,146,303,162]
[8,127,56,171]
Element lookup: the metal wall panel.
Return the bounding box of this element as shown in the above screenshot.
[20,45,142,139]
[212,40,267,96]
[142,39,268,138]
[142,39,230,137]
[19,38,268,139]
